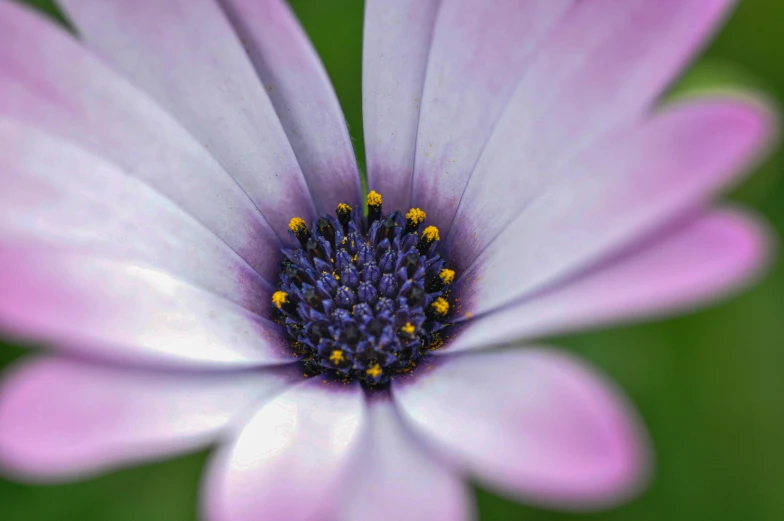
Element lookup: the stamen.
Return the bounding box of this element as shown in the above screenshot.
[336,203,352,233]
[366,364,383,379]
[271,290,296,314]
[367,190,383,226]
[288,217,310,247]
[422,226,440,242]
[405,207,426,233]
[330,350,345,364]
[427,267,456,292]
[399,322,416,341]
[430,297,449,316]
[417,225,440,254]
[439,269,455,284]
[367,190,383,207]
[272,290,288,309]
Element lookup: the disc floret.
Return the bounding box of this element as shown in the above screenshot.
[273,193,455,387]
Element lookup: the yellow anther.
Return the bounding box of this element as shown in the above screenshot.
[422,226,440,242]
[329,350,345,364]
[367,190,383,207]
[272,291,288,309]
[439,269,455,284]
[406,208,427,225]
[366,364,383,378]
[431,297,449,315]
[288,217,307,234]
[337,202,352,213]
[401,322,416,335]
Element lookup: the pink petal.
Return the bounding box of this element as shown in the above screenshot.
[447,0,736,249]
[0,121,274,311]
[0,357,295,481]
[447,208,770,352]
[0,249,294,369]
[411,0,576,232]
[394,349,649,509]
[363,0,440,211]
[0,1,281,274]
[220,0,363,214]
[339,399,473,521]
[204,380,366,521]
[457,97,773,315]
[57,0,317,233]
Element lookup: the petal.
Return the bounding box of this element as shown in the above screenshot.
[57,0,317,232]
[394,349,649,509]
[0,121,274,310]
[220,0,363,214]
[0,248,294,369]
[457,97,773,315]
[446,208,770,352]
[340,398,473,521]
[0,357,296,481]
[447,0,736,247]
[411,0,576,232]
[204,379,367,521]
[0,1,280,273]
[363,0,440,211]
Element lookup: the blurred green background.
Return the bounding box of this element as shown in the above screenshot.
[2,0,783,519]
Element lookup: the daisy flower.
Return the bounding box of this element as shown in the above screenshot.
[0,0,775,520]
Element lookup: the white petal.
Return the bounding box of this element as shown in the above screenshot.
[204,379,367,521]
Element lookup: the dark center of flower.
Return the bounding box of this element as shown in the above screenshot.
[272,191,455,388]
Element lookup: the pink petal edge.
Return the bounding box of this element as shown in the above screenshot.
[446,207,772,352]
[0,357,295,481]
[394,348,651,510]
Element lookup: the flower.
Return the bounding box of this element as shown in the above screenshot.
[0,0,774,520]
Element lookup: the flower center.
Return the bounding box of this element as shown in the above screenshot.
[272,191,455,387]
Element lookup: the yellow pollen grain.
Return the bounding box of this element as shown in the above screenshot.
[272,291,288,309]
[366,364,382,378]
[406,207,426,225]
[288,217,307,233]
[337,202,352,213]
[329,350,345,364]
[422,226,440,242]
[439,268,455,284]
[402,322,416,335]
[367,190,383,207]
[431,297,449,315]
